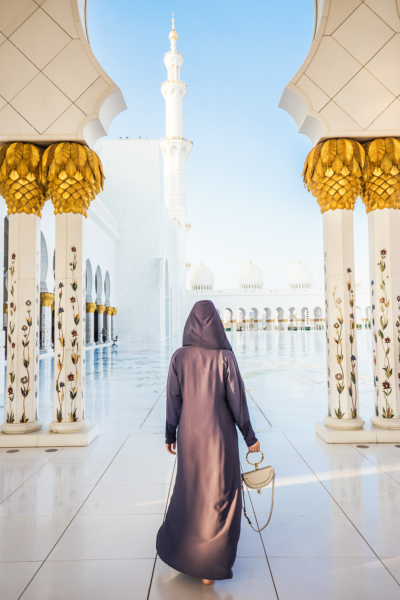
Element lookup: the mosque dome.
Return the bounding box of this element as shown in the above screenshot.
[239,260,264,289]
[288,260,313,289]
[189,261,214,290]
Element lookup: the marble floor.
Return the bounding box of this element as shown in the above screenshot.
[1,331,400,599]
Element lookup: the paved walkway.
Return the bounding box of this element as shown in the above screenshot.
[1,331,400,599]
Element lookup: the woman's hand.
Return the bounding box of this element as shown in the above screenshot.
[248,440,261,453]
[166,442,176,455]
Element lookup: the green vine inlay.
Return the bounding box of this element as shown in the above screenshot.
[346,269,357,418]
[55,281,65,422]
[332,287,345,419]
[378,249,394,419]
[6,253,16,423]
[68,246,80,422]
[20,299,32,423]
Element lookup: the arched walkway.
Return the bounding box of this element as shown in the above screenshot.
[104,271,111,307]
[86,259,93,301]
[263,307,273,331]
[95,266,103,303]
[40,231,48,292]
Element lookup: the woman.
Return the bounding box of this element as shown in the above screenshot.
[156,300,260,584]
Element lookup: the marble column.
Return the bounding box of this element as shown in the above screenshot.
[86,302,96,346]
[368,209,400,428]
[0,206,6,397]
[96,305,106,344]
[3,304,7,330]
[302,138,366,431]
[111,307,117,341]
[322,210,364,429]
[40,293,54,353]
[105,307,113,342]
[1,214,42,433]
[231,319,236,332]
[50,213,89,433]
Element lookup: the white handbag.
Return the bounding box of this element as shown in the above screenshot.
[241,451,275,532]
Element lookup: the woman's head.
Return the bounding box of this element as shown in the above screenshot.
[183,300,232,350]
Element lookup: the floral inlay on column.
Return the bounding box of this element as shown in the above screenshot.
[324,251,331,417]
[20,300,33,423]
[371,279,379,416]
[332,287,344,419]
[69,246,80,422]
[377,249,393,419]
[346,268,357,418]
[55,282,65,422]
[397,296,400,396]
[6,253,16,423]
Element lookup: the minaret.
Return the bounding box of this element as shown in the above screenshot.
[161,14,192,332]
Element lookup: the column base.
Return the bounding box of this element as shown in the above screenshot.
[96,341,104,346]
[49,419,91,433]
[0,424,98,447]
[323,415,365,430]
[370,415,400,429]
[86,342,96,347]
[316,421,400,443]
[1,420,43,434]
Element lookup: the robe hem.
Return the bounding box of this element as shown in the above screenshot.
[156,550,234,581]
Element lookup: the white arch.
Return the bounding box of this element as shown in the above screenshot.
[86,259,93,302]
[40,231,48,292]
[95,266,103,303]
[104,271,111,306]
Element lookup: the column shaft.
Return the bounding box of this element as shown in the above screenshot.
[1,214,42,433]
[369,209,400,427]
[105,309,112,342]
[96,306,105,344]
[323,210,364,430]
[85,303,96,346]
[111,313,115,340]
[40,293,54,352]
[50,213,89,432]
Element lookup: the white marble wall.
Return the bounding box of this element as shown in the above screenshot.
[96,139,180,343]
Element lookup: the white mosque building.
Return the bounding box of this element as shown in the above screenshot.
[187,259,371,331]
[0,10,373,371]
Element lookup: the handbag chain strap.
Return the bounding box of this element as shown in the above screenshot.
[240,465,275,532]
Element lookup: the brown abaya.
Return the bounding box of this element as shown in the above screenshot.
[156,300,257,580]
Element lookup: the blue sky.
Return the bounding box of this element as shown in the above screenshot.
[89,0,370,289]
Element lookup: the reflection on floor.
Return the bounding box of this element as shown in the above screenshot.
[1,331,400,599]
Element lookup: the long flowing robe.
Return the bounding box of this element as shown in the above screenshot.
[156,300,257,580]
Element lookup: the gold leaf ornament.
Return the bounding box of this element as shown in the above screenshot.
[362,138,400,212]
[303,138,365,213]
[42,142,105,217]
[0,143,47,216]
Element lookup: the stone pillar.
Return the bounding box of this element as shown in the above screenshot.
[86,302,96,346]
[40,141,104,433]
[111,307,117,340]
[105,307,113,342]
[50,213,88,432]
[96,305,106,344]
[303,138,365,430]
[1,214,42,433]
[40,293,54,353]
[362,138,400,428]
[368,212,400,427]
[322,209,364,429]
[231,319,236,332]
[0,205,6,397]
